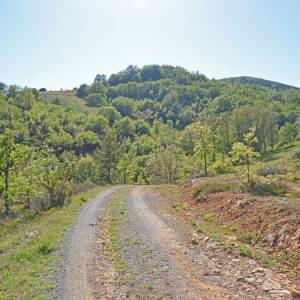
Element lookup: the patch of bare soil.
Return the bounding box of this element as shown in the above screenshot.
[184,177,300,266]
[154,179,300,299]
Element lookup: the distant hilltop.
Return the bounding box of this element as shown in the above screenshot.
[220,76,299,91]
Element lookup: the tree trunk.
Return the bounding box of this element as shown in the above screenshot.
[204,151,208,175]
[4,169,10,216]
[247,160,250,183]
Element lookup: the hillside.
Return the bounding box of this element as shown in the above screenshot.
[221,76,299,91]
[40,90,88,111]
[0,64,300,298]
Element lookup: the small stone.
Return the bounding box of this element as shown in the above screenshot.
[252,267,265,274]
[211,268,221,275]
[191,238,198,245]
[268,289,291,297]
[245,277,256,284]
[255,278,264,284]
[262,281,282,291]
[204,236,210,242]
[290,288,300,298]
[207,243,218,250]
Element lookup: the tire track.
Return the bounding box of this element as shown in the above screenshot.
[57,187,122,300]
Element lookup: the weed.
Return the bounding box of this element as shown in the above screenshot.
[37,243,56,255]
[290,191,300,198]
[188,219,197,227]
[145,283,154,291]
[262,257,276,268]
[237,230,261,244]
[23,211,38,221]
[276,204,286,213]
[238,245,253,257]
[117,275,132,286]
[171,202,186,212]
[79,196,87,202]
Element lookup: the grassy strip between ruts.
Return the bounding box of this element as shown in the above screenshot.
[0,186,109,300]
[106,187,132,285]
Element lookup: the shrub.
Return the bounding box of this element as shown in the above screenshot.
[40,157,73,209]
[293,150,300,161]
[245,177,287,196]
[256,166,284,177]
[192,182,233,198]
[238,245,253,257]
[37,243,56,255]
[23,211,38,221]
[209,160,234,175]
[237,230,261,244]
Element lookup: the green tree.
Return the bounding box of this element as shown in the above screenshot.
[135,119,150,135]
[95,130,118,183]
[112,96,136,117]
[0,133,29,215]
[114,117,135,140]
[278,122,298,145]
[85,93,107,107]
[76,83,90,98]
[189,122,213,175]
[74,155,97,183]
[88,115,109,135]
[98,106,121,126]
[147,146,183,184]
[231,127,260,183]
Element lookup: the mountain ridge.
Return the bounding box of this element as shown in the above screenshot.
[220,76,299,91]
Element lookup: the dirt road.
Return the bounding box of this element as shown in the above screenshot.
[57,186,298,299]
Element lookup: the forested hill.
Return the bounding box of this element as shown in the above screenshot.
[1,64,300,215]
[220,76,299,91]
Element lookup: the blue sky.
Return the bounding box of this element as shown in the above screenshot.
[0,0,299,90]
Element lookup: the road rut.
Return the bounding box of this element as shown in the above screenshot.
[57,187,121,300]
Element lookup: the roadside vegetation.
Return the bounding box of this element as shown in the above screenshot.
[0,186,108,299]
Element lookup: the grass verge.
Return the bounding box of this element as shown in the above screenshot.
[106,187,132,284]
[0,186,108,300]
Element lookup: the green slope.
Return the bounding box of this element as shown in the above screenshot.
[40,90,88,111]
[220,76,299,91]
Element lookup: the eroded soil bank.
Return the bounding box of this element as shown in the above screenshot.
[57,185,300,299]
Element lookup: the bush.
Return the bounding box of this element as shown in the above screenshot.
[209,160,234,175]
[256,166,284,177]
[40,157,73,209]
[293,150,300,161]
[192,182,233,198]
[37,243,56,255]
[245,177,287,196]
